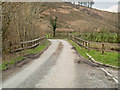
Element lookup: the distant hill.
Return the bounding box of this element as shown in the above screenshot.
[40,2,118,32]
[2,2,118,52]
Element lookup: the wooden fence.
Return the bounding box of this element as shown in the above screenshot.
[10,36,46,53]
[48,33,105,53]
[71,36,105,54]
[70,36,90,51]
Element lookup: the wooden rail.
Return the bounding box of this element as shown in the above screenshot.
[71,36,106,54]
[70,36,90,51]
[47,33,105,54]
[10,36,46,53]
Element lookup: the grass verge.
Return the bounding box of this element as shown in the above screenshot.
[1,40,50,70]
[67,39,119,67]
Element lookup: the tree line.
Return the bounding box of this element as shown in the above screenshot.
[71,0,95,8]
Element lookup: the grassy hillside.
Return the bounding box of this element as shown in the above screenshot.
[2,2,118,52]
[40,2,117,32]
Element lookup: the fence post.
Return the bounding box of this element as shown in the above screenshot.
[85,42,87,47]
[88,42,90,52]
[31,42,33,46]
[21,43,24,48]
[83,41,84,47]
[9,42,12,53]
[102,43,104,54]
[34,41,36,45]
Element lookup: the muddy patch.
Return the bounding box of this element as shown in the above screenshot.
[52,42,63,57]
[71,46,99,67]
[71,46,76,51]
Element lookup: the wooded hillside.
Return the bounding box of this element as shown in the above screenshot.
[2,2,118,53]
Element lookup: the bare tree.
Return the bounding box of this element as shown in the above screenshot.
[50,16,58,37]
[73,0,94,8]
[83,2,87,7]
[89,0,94,8]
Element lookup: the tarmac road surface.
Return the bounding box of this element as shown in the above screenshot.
[2,39,118,88]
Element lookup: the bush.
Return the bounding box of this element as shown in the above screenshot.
[78,33,118,43]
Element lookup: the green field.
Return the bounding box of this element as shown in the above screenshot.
[68,39,119,67]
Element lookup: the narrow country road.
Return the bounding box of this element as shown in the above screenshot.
[2,39,118,88]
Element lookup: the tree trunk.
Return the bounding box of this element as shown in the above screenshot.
[53,30,55,37]
[53,28,55,37]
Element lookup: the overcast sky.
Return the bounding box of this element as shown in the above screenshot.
[2,0,120,12]
[93,0,119,12]
[64,0,119,12]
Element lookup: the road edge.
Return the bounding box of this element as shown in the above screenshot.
[2,41,52,80]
